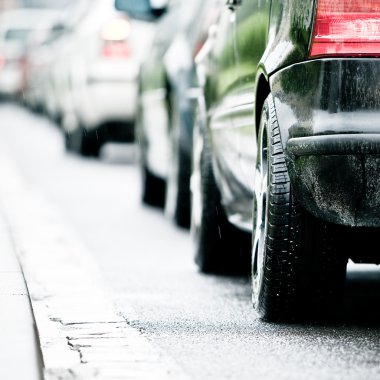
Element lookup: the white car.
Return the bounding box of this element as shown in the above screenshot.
[23,23,63,112]
[25,1,90,119]
[51,0,155,156]
[0,8,62,99]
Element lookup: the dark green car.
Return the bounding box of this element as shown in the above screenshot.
[192,0,380,321]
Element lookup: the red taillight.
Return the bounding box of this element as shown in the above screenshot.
[101,18,132,59]
[310,0,380,57]
[102,41,131,58]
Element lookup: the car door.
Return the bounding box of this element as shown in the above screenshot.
[208,0,270,229]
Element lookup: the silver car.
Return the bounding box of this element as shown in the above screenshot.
[0,8,62,98]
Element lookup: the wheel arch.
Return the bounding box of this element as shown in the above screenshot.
[255,73,271,136]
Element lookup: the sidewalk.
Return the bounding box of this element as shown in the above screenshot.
[0,214,42,380]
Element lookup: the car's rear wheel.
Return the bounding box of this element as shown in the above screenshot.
[191,120,250,274]
[252,96,347,321]
[64,126,102,157]
[64,128,82,153]
[80,129,102,157]
[141,165,166,208]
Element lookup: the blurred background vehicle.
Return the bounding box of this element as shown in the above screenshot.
[0,7,63,99]
[44,0,93,126]
[23,18,66,113]
[116,0,222,229]
[50,0,156,157]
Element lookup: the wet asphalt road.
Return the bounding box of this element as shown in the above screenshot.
[1,103,380,380]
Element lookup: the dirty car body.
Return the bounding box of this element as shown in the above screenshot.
[193,0,380,321]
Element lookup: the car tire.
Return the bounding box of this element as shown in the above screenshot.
[252,95,347,322]
[64,128,82,153]
[64,127,101,157]
[80,129,102,157]
[141,165,166,208]
[165,93,191,229]
[191,120,250,274]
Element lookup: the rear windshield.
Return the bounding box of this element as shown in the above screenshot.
[5,29,31,42]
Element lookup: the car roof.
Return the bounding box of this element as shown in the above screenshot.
[0,8,63,31]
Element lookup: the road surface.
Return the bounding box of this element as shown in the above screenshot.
[0,103,379,380]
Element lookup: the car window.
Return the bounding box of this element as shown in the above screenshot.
[5,29,31,42]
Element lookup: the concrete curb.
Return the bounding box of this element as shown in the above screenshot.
[0,213,43,380]
[0,144,189,379]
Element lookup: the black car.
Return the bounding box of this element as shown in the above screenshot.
[116,0,221,228]
[191,0,380,321]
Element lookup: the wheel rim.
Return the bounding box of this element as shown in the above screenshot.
[252,120,268,306]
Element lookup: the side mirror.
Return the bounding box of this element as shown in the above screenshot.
[115,0,167,20]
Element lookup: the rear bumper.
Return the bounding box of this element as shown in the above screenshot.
[270,59,380,227]
[76,81,138,130]
[73,60,139,129]
[287,134,380,227]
